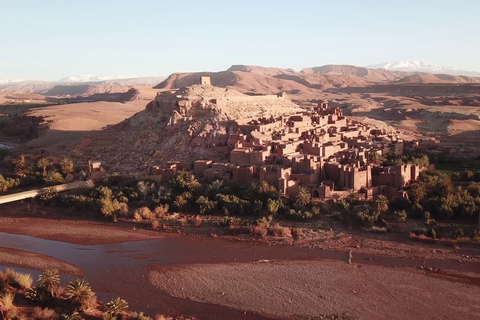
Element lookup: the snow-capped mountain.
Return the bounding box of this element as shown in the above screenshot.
[0,79,23,84]
[58,75,135,83]
[367,61,480,77]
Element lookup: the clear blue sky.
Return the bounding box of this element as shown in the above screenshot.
[1,0,479,80]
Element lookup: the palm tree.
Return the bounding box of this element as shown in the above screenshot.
[37,158,51,176]
[60,157,74,175]
[13,155,33,177]
[106,297,129,316]
[65,279,94,311]
[368,152,384,166]
[295,187,311,207]
[375,194,389,215]
[38,269,60,296]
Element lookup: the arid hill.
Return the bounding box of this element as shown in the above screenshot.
[0,92,54,105]
[0,77,165,98]
[395,73,480,84]
[72,84,302,172]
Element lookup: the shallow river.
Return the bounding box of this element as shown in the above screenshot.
[0,231,478,319]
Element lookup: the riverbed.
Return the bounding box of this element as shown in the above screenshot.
[1,226,480,319]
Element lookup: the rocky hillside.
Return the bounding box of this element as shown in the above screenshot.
[72,84,302,172]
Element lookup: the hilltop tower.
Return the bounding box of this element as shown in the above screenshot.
[201,76,211,86]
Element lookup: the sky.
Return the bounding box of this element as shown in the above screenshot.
[1,0,479,80]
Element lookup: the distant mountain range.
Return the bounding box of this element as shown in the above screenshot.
[367,61,480,77]
[2,62,480,99]
[0,76,165,97]
[154,64,480,96]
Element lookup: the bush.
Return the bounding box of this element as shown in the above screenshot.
[39,187,59,204]
[454,227,464,239]
[151,220,160,230]
[126,312,152,320]
[153,204,169,218]
[60,312,85,320]
[0,174,20,193]
[291,227,303,239]
[25,286,53,307]
[356,208,379,227]
[365,226,388,234]
[285,209,313,220]
[196,196,217,215]
[32,307,58,320]
[45,171,64,184]
[134,207,153,220]
[0,292,15,313]
[249,224,268,237]
[268,223,291,237]
[193,216,203,227]
[4,268,33,289]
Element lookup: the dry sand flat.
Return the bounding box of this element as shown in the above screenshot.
[0,215,174,245]
[25,100,147,148]
[0,247,83,276]
[149,260,480,320]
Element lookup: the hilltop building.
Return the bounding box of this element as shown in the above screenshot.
[150,79,423,201]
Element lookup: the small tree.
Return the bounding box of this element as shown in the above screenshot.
[375,194,389,215]
[137,181,148,200]
[45,171,64,184]
[39,187,58,204]
[37,269,60,296]
[60,157,74,175]
[37,158,51,176]
[106,297,128,317]
[295,187,311,207]
[65,279,94,311]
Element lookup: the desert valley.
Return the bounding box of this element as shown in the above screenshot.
[0,61,480,320]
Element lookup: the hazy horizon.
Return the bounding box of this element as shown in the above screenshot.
[2,0,479,80]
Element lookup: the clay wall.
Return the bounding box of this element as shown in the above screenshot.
[232,165,255,185]
[303,141,322,156]
[324,163,341,183]
[230,149,251,165]
[291,173,318,185]
[194,160,212,175]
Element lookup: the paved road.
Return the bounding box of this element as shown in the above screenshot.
[0,181,86,205]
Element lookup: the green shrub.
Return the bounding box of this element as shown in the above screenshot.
[285,209,313,220]
[356,208,379,227]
